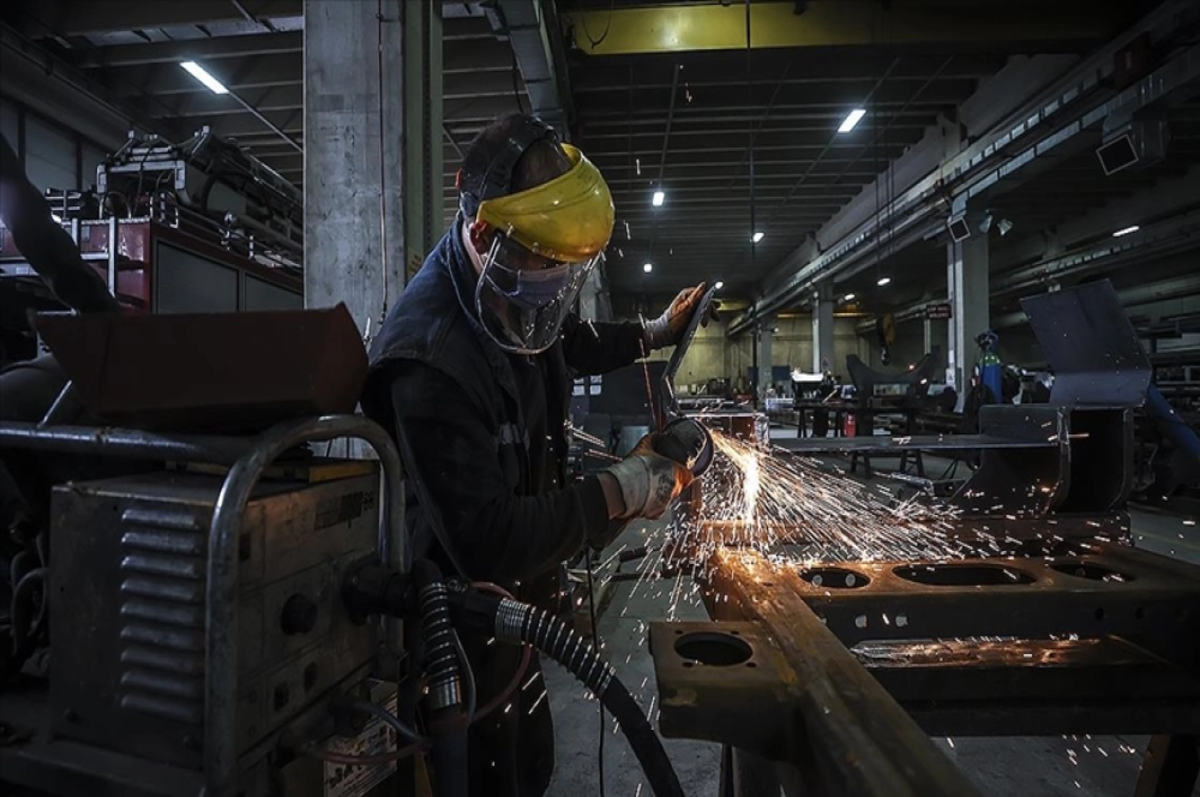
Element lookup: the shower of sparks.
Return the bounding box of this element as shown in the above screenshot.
[670,429,988,567]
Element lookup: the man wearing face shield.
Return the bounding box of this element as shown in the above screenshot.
[360,114,714,796]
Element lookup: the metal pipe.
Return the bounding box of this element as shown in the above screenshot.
[228,90,303,154]
[204,415,404,796]
[38,382,80,427]
[0,421,252,463]
[106,214,117,295]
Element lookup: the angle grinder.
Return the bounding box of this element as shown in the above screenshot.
[653,417,714,477]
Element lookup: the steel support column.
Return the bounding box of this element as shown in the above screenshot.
[757,319,775,399]
[947,234,989,393]
[402,0,443,265]
[304,0,406,336]
[812,284,835,374]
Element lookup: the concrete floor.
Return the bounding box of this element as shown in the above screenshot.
[544,433,1200,796]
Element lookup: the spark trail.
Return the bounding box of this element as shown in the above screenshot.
[672,429,987,566]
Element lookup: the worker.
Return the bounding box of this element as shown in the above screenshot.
[360,113,715,796]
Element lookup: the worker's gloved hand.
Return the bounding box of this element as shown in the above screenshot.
[643,283,720,350]
[602,434,694,521]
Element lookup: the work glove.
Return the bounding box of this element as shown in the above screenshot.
[643,283,721,350]
[602,434,694,521]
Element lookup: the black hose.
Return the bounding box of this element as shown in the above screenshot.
[492,597,685,797]
[412,560,468,797]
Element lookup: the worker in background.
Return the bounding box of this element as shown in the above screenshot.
[360,113,714,797]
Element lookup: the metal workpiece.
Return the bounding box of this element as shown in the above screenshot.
[655,550,984,797]
[653,544,1200,795]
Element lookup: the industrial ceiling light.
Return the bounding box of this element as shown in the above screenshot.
[978,213,994,234]
[843,292,856,302]
[1113,225,1140,237]
[998,218,1014,236]
[643,262,653,273]
[752,231,764,243]
[715,281,724,290]
[876,276,891,287]
[837,108,867,134]
[652,189,665,207]
[179,61,229,95]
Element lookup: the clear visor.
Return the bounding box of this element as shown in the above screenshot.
[475,234,598,355]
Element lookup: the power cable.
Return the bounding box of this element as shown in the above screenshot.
[580,0,617,49]
[586,555,605,796]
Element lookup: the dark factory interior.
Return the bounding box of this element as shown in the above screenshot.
[0,1,1198,796]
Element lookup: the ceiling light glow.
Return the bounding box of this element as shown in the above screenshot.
[752,231,764,243]
[652,190,665,207]
[643,262,653,273]
[1112,225,1140,237]
[180,61,229,95]
[838,108,867,133]
[714,281,724,290]
[843,293,856,302]
[876,276,891,286]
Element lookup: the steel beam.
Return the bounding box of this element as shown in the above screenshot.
[563,0,1122,57]
[76,32,303,68]
[674,549,983,797]
[727,2,1200,336]
[24,0,302,37]
[489,0,575,140]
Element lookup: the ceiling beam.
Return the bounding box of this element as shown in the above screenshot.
[728,2,1200,335]
[75,31,303,67]
[28,0,303,36]
[562,0,1134,57]
[110,52,300,96]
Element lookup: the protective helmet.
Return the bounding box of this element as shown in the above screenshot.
[461,117,614,354]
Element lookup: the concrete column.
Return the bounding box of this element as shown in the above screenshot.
[811,284,835,374]
[402,0,442,264]
[757,319,774,398]
[946,235,989,391]
[304,0,407,338]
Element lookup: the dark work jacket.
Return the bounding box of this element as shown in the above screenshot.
[360,221,644,797]
[361,220,644,583]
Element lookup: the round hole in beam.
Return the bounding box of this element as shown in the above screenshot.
[674,632,753,667]
[800,566,872,589]
[893,563,1036,586]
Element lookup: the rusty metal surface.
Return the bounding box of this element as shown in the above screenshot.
[34,305,366,431]
[779,542,1200,668]
[655,549,985,797]
[650,622,796,759]
[653,545,1200,795]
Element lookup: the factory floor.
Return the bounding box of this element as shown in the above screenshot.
[544,429,1200,797]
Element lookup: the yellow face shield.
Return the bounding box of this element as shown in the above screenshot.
[475,145,614,264]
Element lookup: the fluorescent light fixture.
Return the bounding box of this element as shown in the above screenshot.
[180,61,228,95]
[843,293,856,302]
[876,276,891,287]
[714,281,724,290]
[643,262,653,273]
[651,189,665,207]
[752,231,764,243]
[1113,225,1140,237]
[838,108,867,133]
